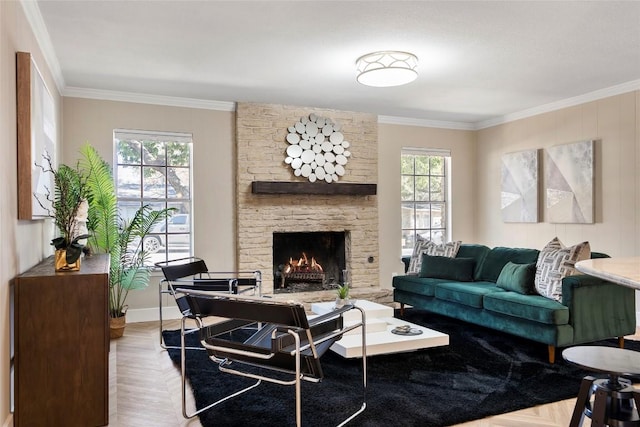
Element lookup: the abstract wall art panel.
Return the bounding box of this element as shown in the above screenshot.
[501,149,539,223]
[544,140,595,223]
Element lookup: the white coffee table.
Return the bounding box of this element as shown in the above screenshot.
[311,300,449,358]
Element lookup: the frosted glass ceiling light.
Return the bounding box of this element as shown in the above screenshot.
[356,51,418,87]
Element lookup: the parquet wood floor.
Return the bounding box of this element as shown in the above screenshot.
[110,320,639,426]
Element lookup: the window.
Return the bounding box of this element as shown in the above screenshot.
[114,129,193,265]
[401,149,451,256]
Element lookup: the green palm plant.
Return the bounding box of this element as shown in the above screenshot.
[78,144,173,319]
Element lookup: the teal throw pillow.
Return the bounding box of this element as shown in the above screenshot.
[419,254,475,282]
[496,262,536,294]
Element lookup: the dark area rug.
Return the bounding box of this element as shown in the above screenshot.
[162,309,640,426]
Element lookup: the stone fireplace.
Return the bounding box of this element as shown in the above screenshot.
[235,103,379,295]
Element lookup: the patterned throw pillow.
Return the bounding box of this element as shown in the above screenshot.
[407,236,461,275]
[534,237,591,301]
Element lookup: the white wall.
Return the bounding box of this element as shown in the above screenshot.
[1,2,63,425]
[475,91,640,256]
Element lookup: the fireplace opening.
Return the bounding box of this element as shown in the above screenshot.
[273,231,346,293]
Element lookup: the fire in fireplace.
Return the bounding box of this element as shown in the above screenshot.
[273,231,346,293]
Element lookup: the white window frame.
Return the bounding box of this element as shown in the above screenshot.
[401,148,452,257]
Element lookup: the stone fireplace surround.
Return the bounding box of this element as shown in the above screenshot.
[236,103,380,299]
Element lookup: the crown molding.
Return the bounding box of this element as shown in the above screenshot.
[19,0,65,92]
[63,87,236,111]
[475,79,640,130]
[19,0,640,129]
[378,115,475,130]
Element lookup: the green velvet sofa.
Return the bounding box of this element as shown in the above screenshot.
[393,244,637,363]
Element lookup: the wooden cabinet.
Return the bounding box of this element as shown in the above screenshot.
[13,254,109,427]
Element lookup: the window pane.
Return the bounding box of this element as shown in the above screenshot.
[117,140,141,164]
[431,203,445,228]
[415,155,429,175]
[142,141,165,166]
[168,167,190,199]
[167,234,190,258]
[430,157,444,175]
[401,176,414,201]
[401,203,415,228]
[143,167,166,198]
[401,155,414,174]
[415,176,429,201]
[117,200,142,223]
[167,142,190,167]
[415,203,431,228]
[430,176,444,201]
[117,165,141,198]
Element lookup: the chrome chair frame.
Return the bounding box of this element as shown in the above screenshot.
[155,256,262,349]
[177,289,367,426]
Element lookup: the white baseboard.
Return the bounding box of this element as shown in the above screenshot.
[3,413,13,427]
[126,306,182,323]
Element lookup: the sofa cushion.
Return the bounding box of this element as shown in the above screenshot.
[434,282,503,308]
[407,237,461,275]
[483,291,570,325]
[476,246,540,283]
[419,254,475,282]
[392,275,449,297]
[455,244,491,280]
[496,262,536,294]
[535,237,591,302]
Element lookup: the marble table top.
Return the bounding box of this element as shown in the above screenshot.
[563,345,640,376]
[576,257,640,290]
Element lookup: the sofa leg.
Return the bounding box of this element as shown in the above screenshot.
[548,345,556,364]
[619,336,625,349]
[399,303,405,317]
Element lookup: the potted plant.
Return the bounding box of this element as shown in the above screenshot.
[35,153,90,271]
[78,144,172,338]
[335,283,350,308]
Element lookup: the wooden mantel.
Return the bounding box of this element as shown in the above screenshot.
[251,181,377,196]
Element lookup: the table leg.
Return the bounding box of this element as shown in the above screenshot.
[591,388,609,427]
[570,376,595,427]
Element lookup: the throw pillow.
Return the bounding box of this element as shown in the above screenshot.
[407,237,461,275]
[419,254,475,282]
[496,262,536,294]
[534,237,591,301]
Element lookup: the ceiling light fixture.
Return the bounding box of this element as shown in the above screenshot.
[356,51,418,87]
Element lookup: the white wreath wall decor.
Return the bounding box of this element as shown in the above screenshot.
[284,113,351,183]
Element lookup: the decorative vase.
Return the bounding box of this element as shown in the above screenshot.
[54,249,81,272]
[109,315,126,339]
[335,297,348,309]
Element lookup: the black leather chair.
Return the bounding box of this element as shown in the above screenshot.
[155,256,261,349]
[175,289,367,425]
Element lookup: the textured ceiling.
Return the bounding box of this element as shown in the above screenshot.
[35,0,640,127]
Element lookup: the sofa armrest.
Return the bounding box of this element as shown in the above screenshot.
[562,274,636,343]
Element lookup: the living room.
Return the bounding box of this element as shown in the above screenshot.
[2,1,640,426]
